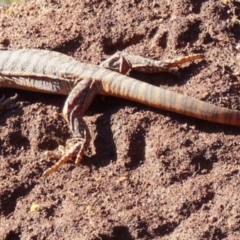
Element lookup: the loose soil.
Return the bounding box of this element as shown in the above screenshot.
[0,0,240,239]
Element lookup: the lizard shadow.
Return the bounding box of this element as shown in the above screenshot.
[82,96,120,168]
[82,95,147,170]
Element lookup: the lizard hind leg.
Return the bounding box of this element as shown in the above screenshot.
[100,51,204,74]
[43,79,98,177]
[100,51,132,74]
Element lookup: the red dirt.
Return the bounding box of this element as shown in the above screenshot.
[0,0,240,239]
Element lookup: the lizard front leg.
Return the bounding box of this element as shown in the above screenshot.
[0,94,18,114]
[100,51,204,74]
[43,79,99,177]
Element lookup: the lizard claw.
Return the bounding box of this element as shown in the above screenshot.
[42,138,87,177]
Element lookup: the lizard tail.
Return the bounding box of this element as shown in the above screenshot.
[101,73,240,127]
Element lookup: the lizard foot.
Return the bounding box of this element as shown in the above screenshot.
[0,94,18,114]
[43,136,88,177]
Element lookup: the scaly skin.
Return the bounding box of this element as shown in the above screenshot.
[0,49,239,176]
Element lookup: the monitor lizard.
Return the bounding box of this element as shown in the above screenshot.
[0,48,239,176]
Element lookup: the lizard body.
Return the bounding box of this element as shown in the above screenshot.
[0,49,239,176]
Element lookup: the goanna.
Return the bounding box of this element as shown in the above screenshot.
[0,49,239,176]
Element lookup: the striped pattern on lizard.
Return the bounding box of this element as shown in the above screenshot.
[0,49,239,176]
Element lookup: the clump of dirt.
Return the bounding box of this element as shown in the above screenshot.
[0,0,240,239]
